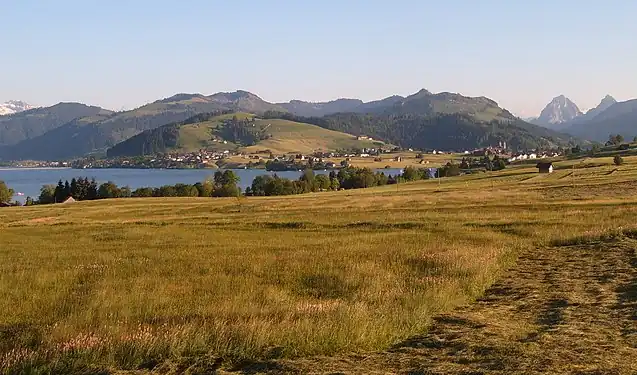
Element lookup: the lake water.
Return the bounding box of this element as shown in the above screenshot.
[0,168,404,202]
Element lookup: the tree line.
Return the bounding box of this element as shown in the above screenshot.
[5,161,484,206]
[246,165,459,196]
[28,171,242,206]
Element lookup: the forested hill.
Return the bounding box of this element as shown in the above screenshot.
[106,112,231,157]
[262,111,578,151]
[106,112,381,157]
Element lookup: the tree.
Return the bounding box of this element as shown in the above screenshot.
[315,174,331,190]
[38,185,56,204]
[299,169,317,192]
[24,196,35,206]
[616,134,624,144]
[492,155,506,171]
[0,180,14,204]
[195,177,215,197]
[633,136,637,143]
[402,166,424,181]
[54,180,67,203]
[212,171,241,197]
[70,178,79,199]
[614,155,624,166]
[119,186,132,198]
[214,170,240,187]
[64,180,71,198]
[608,134,624,145]
[250,175,273,196]
[88,178,98,200]
[330,177,340,191]
[97,181,121,199]
[213,183,241,197]
[132,187,154,197]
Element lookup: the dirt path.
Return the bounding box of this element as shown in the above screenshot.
[227,237,637,374]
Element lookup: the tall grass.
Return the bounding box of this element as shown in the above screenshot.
[1,156,637,373]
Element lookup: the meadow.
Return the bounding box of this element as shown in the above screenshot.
[1,155,637,373]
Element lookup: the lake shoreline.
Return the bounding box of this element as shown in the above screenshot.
[2,167,405,202]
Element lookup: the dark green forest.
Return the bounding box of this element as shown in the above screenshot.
[262,111,576,151]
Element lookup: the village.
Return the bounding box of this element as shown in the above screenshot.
[5,140,566,172]
[63,140,566,171]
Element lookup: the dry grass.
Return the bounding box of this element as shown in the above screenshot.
[1,156,637,373]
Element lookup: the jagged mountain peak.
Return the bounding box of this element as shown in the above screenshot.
[575,94,618,123]
[537,95,582,125]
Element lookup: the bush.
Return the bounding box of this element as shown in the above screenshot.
[613,155,624,166]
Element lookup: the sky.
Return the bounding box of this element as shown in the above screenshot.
[1,0,636,117]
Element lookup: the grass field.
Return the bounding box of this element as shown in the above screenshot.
[170,113,381,155]
[1,155,637,373]
[240,118,380,154]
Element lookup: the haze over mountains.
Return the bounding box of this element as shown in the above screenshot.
[0,87,634,161]
[530,94,637,142]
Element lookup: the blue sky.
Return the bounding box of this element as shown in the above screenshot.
[1,0,635,116]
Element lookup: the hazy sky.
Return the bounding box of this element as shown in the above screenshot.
[2,0,635,116]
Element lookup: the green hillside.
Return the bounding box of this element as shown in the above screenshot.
[242,118,381,154]
[107,113,381,157]
[0,103,111,147]
[1,92,287,161]
[262,111,579,152]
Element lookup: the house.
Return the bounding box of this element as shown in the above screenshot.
[61,197,76,204]
[536,162,553,174]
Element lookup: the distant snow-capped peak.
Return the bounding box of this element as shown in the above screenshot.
[0,100,34,115]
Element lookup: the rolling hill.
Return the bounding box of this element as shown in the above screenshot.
[107,112,382,157]
[0,103,110,147]
[1,88,586,161]
[278,99,364,117]
[0,91,287,160]
[267,89,579,151]
[269,112,578,152]
[278,89,515,122]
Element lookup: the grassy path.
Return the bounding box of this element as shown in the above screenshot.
[226,236,637,374]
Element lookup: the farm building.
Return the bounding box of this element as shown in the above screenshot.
[536,162,553,174]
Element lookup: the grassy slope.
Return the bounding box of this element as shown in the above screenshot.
[243,118,380,154]
[173,113,381,154]
[1,156,637,373]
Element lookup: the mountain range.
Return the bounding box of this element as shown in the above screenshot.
[108,90,575,158]
[0,89,591,161]
[531,94,636,142]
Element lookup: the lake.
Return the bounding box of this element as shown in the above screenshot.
[0,167,404,202]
